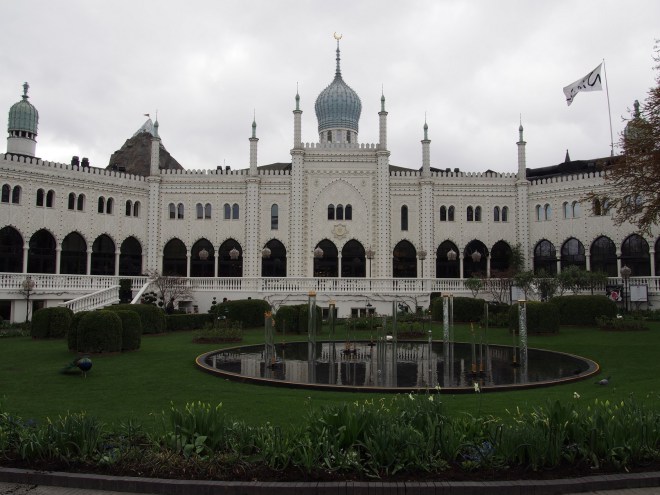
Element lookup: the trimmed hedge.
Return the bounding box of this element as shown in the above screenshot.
[114,310,142,351]
[31,307,74,339]
[508,301,560,334]
[274,303,322,334]
[77,310,122,353]
[108,304,166,334]
[549,295,617,326]
[209,299,271,328]
[166,313,212,332]
[67,311,89,351]
[431,296,485,323]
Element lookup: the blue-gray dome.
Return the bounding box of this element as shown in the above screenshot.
[314,45,361,133]
[8,83,38,135]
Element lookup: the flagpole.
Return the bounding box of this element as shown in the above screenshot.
[603,59,614,156]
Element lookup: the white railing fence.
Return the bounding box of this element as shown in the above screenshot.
[59,285,120,313]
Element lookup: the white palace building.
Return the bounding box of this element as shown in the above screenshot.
[1,43,659,322]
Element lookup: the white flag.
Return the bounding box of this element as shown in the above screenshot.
[563,63,603,106]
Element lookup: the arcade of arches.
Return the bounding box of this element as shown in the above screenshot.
[1,226,658,279]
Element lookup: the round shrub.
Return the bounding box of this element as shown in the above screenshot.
[273,303,321,334]
[209,299,271,328]
[31,307,74,339]
[109,304,166,334]
[431,296,485,322]
[114,310,142,351]
[508,301,559,334]
[548,295,617,326]
[77,310,122,353]
[67,311,89,351]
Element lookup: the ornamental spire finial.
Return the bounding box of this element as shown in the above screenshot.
[22,82,29,100]
[333,32,342,77]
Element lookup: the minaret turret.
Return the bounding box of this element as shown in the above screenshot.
[293,87,302,149]
[250,114,258,175]
[7,82,39,157]
[421,118,431,178]
[149,118,161,176]
[378,91,388,150]
[517,121,527,180]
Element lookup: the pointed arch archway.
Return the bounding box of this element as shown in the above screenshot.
[163,238,187,276]
[463,240,488,278]
[560,238,586,271]
[191,238,215,277]
[262,239,287,277]
[436,240,459,278]
[61,232,87,274]
[621,234,650,276]
[28,229,56,273]
[218,239,243,277]
[314,239,338,277]
[341,240,365,278]
[590,236,617,276]
[490,240,513,276]
[0,226,24,273]
[119,236,142,276]
[393,240,416,278]
[533,239,557,275]
[91,234,116,275]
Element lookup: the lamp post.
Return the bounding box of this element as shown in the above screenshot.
[22,276,36,324]
[418,249,427,279]
[621,265,632,313]
[366,246,375,278]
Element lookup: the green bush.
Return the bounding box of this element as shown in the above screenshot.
[595,315,649,332]
[67,311,89,351]
[114,310,142,351]
[508,301,559,334]
[108,304,166,334]
[274,303,322,334]
[30,307,74,339]
[432,296,486,322]
[76,310,122,353]
[209,299,270,328]
[119,279,133,304]
[549,295,617,326]
[166,313,212,332]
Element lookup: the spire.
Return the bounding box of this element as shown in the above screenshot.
[295,83,300,111]
[633,99,640,118]
[333,32,343,78]
[22,82,29,100]
[252,110,257,138]
[153,118,159,138]
[381,85,385,112]
[565,149,571,163]
[423,113,429,141]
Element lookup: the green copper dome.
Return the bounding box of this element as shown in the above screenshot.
[314,43,361,134]
[8,83,39,135]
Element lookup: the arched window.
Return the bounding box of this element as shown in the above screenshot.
[313,239,338,277]
[401,205,408,231]
[502,206,509,222]
[474,206,482,222]
[593,198,602,216]
[98,196,105,213]
[590,236,617,276]
[77,194,85,211]
[436,240,459,278]
[463,240,488,278]
[177,203,184,219]
[261,239,286,277]
[448,205,455,221]
[345,204,352,220]
[60,232,87,275]
[168,203,176,219]
[91,234,116,275]
[490,240,513,276]
[535,205,542,221]
[218,239,243,277]
[621,234,651,276]
[0,226,24,273]
[106,197,113,214]
[392,240,417,278]
[204,203,211,219]
[440,206,447,222]
[224,203,231,219]
[133,201,140,217]
[467,206,474,222]
[1,184,10,203]
[336,204,344,220]
[27,229,56,274]
[11,186,20,204]
[271,204,279,230]
[563,201,570,219]
[37,189,45,207]
[68,193,76,210]
[341,240,366,277]
[602,199,610,215]
[46,190,54,208]
[119,236,142,276]
[493,206,500,222]
[232,203,239,219]
[533,239,557,274]
[327,204,335,220]
[572,201,581,218]
[190,238,215,277]
[196,203,203,219]
[346,131,351,143]
[163,238,187,276]
[544,204,552,221]
[560,238,586,270]
[126,200,133,216]
[327,131,332,142]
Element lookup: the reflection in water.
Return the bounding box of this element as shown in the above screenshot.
[204,341,594,390]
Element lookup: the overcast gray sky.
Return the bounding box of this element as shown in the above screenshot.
[1,1,658,173]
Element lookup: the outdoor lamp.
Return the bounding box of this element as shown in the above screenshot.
[314,246,324,258]
[229,247,240,260]
[198,248,209,261]
[262,246,271,259]
[471,250,482,263]
[446,248,457,261]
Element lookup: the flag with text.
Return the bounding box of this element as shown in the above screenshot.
[563,63,603,106]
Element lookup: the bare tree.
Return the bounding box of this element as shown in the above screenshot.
[587,42,660,235]
[144,270,194,312]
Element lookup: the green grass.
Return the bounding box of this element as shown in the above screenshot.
[1,320,659,431]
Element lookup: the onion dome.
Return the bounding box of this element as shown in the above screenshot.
[624,99,648,141]
[314,41,362,134]
[8,82,38,136]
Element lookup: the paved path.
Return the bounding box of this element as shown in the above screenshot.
[2,481,660,495]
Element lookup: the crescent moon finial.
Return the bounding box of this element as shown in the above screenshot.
[333,32,342,40]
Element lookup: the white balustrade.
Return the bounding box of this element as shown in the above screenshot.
[59,285,120,313]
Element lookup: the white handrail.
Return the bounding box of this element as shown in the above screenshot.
[59,285,120,313]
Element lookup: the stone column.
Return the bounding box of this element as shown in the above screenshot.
[55,247,61,275]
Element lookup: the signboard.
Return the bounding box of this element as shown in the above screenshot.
[630,284,648,303]
[605,285,623,302]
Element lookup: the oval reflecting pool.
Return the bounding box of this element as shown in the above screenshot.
[196,341,599,393]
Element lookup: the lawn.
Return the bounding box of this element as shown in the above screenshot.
[1,320,658,431]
